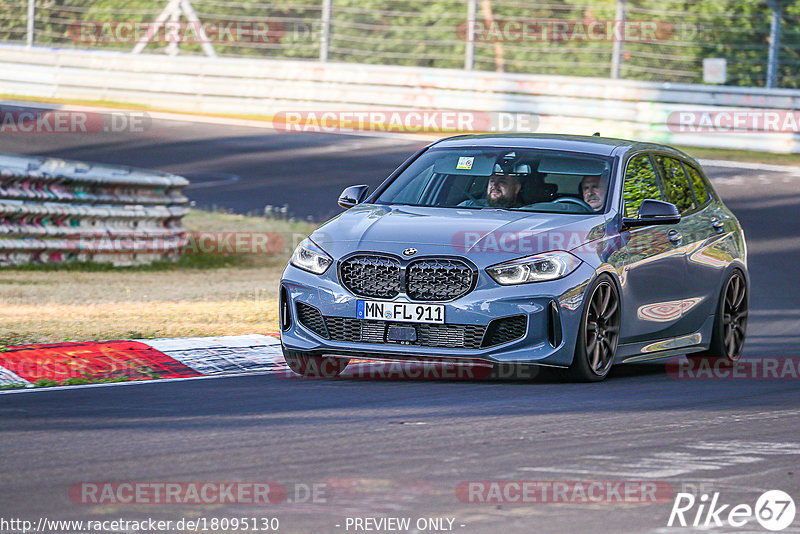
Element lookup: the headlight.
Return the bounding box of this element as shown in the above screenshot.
[290,238,333,275]
[486,251,582,285]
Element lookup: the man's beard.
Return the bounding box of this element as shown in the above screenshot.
[488,193,515,208]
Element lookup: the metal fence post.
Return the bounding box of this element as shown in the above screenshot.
[180,0,217,58]
[26,0,34,47]
[464,0,477,70]
[765,0,782,88]
[610,0,626,79]
[320,0,332,62]
[133,0,216,57]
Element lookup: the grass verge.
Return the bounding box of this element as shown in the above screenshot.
[0,209,316,346]
[2,376,136,390]
[675,145,800,166]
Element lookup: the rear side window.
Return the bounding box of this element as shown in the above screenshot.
[623,154,662,218]
[654,155,696,214]
[684,164,711,206]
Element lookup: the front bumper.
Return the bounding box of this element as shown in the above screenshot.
[279,262,596,367]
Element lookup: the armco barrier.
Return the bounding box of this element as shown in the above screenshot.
[1,45,799,153]
[0,153,188,266]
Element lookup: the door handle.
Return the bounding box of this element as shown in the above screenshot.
[711,219,725,233]
[668,229,683,245]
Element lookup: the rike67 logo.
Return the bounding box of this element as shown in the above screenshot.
[668,490,796,531]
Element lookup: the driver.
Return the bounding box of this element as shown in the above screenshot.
[579,175,608,211]
[460,172,522,208]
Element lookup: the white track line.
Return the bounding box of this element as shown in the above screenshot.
[0,370,276,395]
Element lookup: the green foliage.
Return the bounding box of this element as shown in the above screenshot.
[654,155,694,213]
[329,0,465,68]
[684,164,709,204]
[622,154,660,218]
[2,0,797,87]
[32,375,131,387]
[33,378,61,387]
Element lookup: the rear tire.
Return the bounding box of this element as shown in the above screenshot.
[568,275,621,382]
[282,349,350,378]
[690,270,748,362]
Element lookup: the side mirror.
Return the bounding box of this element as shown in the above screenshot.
[622,199,681,228]
[338,185,370,209]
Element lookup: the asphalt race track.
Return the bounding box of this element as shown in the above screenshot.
[0,114,426,221]
[1,116,800,534]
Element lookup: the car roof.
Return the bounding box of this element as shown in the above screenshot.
[431,133,694,160]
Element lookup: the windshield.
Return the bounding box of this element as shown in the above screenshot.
[376,147,614,214]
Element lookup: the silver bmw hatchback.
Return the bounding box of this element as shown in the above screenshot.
[279,134,748,381]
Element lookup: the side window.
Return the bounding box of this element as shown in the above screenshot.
[654,155,695,214]
[684,164,710,206]
[623,154,662,218]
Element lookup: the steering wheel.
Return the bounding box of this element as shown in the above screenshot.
[553,196,594,213]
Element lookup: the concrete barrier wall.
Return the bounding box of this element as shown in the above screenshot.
[1,45,799,153]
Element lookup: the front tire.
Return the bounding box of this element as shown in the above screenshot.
[690,270,748,362]
[568,275,621,382]
[283,349,350,378]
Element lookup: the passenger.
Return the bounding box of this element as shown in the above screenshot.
[579,175,608,211]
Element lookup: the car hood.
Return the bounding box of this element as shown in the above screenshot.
[310,204,607,264]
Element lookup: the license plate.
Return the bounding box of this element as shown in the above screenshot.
[357,300,445,324]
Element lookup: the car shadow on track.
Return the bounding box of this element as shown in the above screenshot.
[324,360,670,384]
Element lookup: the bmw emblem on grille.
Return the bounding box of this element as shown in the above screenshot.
[403,248,418,257]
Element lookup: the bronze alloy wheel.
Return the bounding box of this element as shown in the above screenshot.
[720,271,748,360]
[693,270,748,362]
[569,276,621,382]
[584,280,621,376]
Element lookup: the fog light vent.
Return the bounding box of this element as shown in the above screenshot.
[280,285,291,332]
[548,300,563,348]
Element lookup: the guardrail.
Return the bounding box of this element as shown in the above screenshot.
[0,45,799,153]
[0,153,188,266]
